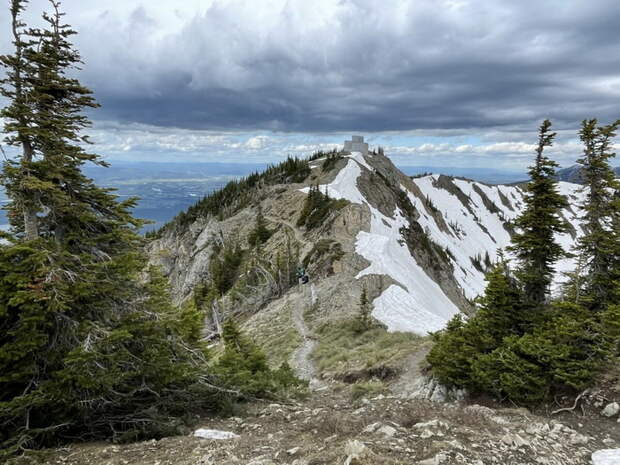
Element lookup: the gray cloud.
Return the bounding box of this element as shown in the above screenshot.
[1,0,620,136]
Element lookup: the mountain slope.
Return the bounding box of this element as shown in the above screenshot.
[148,150,586,342]
[556,164,620,183]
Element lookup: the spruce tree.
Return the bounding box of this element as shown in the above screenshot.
[248,206,272,247]
[355,286,372,332]
[576,119,620,308]
[508,120,568,307]
[0,1,219,454]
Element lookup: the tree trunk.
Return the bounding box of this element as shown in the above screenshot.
[21,140,38,240]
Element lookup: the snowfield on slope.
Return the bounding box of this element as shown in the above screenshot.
[301,153,586,334]
[303,153,460,334]
[407,176,586,299]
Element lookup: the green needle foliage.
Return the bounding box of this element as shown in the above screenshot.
[575,119,620,308]
[0,1,226,456]
[214,321,306,398]
[508,120,568,308]
[353,287,373,333]
[428,120,620,404]
[248,207,273,247]
[297,185,347,230]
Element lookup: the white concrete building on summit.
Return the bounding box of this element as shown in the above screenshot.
[344,135,369,155]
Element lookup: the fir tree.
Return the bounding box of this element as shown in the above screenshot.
[1,0,41,239]
[355,286,372,332]
[576,119,620,308]
[473,259,524,341]
[427,260,522,387]
[248,206,272,247]
[215,320,304,398]
[508,120,568,307]
[0,1,221,455]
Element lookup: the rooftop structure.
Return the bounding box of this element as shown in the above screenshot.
[344,135,368,155]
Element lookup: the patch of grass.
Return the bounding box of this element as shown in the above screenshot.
[244,309,303,369]
[351,380,387,401]
[313,319,423,377]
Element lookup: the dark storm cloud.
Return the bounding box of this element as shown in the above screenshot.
[3,0,620,133]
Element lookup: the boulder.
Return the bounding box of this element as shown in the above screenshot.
[602,402,619,418]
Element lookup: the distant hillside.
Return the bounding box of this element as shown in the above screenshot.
[556,164,620,184]
[399,165,526,184]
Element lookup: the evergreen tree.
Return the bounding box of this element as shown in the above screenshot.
[1,0,41,239]
[473,259,524,341]
[427,120,620,404]
[576,119,620,308]
[0,2,220,455]
[354,286,372,332]
[427,260,522,387]
[248,206,272,247]
[508,120,568,306]
[215,320,304,398]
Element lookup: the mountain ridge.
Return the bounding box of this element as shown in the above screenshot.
[147,150,586,340]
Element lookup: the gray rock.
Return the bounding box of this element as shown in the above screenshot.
[569,433,590,445]
[501,433,529,448]
[377,424,397,438]
[343,440,372,465]
[602,402,619,417]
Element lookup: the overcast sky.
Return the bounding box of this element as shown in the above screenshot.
[1,0,619,170]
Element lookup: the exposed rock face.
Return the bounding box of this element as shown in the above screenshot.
[147,150,586,337]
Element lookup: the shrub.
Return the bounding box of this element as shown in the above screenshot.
[209,241,245,296]
[214,321,306,398]
[297,185,347,230]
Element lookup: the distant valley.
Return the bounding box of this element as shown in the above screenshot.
[4,160,614,234]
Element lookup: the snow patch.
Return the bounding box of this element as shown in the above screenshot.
[406,176,586,299]
[299,158,587,334]
[193,428,239,440]
[301,153,460,334]
[592,449,620,465]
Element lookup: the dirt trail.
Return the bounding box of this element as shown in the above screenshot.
[290,284,324,390]
[262,214,322,387]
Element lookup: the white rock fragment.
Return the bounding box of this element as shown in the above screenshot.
[602,402,620,417]
[592,449,620,465]
[418,451,449,465]
[343,440,372,465]
[363,422,381,433]
[193,428,239,440]
[287,447,301,456]
[377,424,397,438]
[501,433,529,448]
[569,432,590,445]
